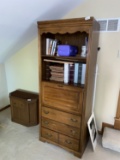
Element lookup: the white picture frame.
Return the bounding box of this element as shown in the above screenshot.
[87,113,98,151]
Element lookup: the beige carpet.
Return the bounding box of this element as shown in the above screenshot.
[0,108,120,160]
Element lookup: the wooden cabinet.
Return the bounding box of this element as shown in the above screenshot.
[10,89,39,126]
[37,17,99,158]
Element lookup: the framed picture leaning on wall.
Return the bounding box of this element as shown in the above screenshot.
[87,113,98,151]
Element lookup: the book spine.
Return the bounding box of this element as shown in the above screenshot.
[46,38,50,55]
[69,64,74,83]
[64,63,69,84]
[48,39,53,55]
[52,40,57,56]
[81,64,86,84]
[78,63,82,83]
[74,63,79,83]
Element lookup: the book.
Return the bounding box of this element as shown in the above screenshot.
[81,64,86,84]
[78,63,82,83]
[46,38,52,55]
[50,76,64,82]
[51,71,64,77]
[50,39,58,56]
[48,39,53,55]
[49,65,64,72]
[69,64,74,83]
[74,63,79,84]
[64,63,69,84]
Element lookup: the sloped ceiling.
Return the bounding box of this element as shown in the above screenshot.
[0,0,84,63]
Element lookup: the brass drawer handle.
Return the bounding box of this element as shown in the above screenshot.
[58,84,63,87]
[65,140,72,144]
[70,118,78,123]
[44,121,49,125]
[13,103,16,106]
[70,130,76,134]
[46,133,52,137]
[43,110,49,114]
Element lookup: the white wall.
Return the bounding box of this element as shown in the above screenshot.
[0,63,9,108]
[5,38,39,93]
[64,0,120,130]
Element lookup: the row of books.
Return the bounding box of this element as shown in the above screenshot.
[46,63,86,85]
[46,38,58,56]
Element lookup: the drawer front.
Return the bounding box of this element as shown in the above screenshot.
[59,134,79,151]
[10,97,29,123]
[42,117,80,139]
[41,127,58,143]
[42,82,84,114]
[42,107,81,128]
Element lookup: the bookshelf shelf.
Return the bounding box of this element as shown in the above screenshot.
[42,80,85,88]
[37,17,99,158]
[42,55,86,63]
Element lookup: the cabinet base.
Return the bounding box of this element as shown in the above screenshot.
[40,136,82,158]
[12,119,39,127]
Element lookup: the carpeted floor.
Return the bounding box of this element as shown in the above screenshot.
[0,108,120,160]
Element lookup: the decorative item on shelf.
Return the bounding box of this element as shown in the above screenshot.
[81,46,87,57]
[57,45,78,57]
[46,38,58,56]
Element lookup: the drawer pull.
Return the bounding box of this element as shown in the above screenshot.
[65,140,72,144]
[70,118,78,123]
[43,110,49,114]
[13,103,16,106]
[44,121,49,125]
[58,84,63,87]
[46,133,52,137]
[70,130,76,134]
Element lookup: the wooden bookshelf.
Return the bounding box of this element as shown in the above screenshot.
[37,17,99,158]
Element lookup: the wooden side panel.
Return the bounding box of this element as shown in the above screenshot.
[114,91,120,129]
[29,102,39,124]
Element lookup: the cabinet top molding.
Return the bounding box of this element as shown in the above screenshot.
[37,17,98,34]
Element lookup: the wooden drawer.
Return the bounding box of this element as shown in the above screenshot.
[41,127,58,143]
[42,82,84,114]
[42,107,81,128]
[42,117,80,139]
[59,134,79,151]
